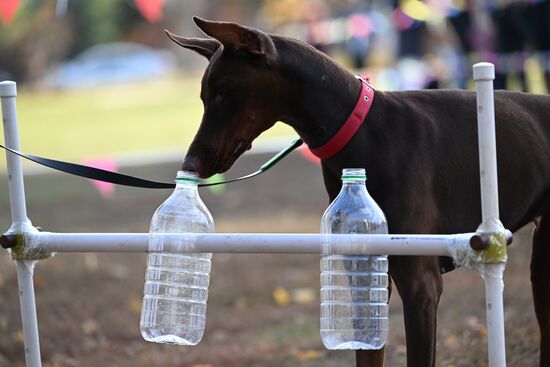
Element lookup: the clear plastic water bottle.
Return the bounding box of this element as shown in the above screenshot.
[140,171,214,345]
[320,168,389,350]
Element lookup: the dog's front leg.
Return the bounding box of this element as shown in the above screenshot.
[356,349,385,367]
[532,213,550,367]
[390,255,442,367]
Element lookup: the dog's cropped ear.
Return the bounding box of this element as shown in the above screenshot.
[193,16,277,65]
[164,30,220,60]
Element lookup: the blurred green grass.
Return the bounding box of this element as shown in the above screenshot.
[3,58,548,172]
[0,74,295,169]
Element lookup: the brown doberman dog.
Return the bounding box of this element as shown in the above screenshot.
[166,17,550,367]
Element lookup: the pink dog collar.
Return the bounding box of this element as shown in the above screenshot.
[310,75,374,160]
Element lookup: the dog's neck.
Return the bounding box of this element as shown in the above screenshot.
[273,36,361,150]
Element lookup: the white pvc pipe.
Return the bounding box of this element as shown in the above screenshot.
[1,81,28,224]
[473,63,507,367]
[32,232,468,255]
[15,261,42,367]
[482,263,507,367]
[473,63,500,231]
[2,82,42,367]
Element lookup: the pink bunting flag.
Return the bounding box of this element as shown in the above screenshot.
[83,157,117,199]
[134,0,165,23]
[391,8,415,31]
[0,0,21,25]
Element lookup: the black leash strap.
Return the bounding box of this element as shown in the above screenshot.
[0,139,303,189]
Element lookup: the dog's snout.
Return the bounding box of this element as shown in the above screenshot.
[181,155,202,176]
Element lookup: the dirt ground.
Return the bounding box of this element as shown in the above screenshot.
[0,153,541,366]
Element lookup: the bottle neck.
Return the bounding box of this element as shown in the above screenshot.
[339,177,373,205]
[175,171,200,190]
[342,179,366,187]
[341,168,367,187]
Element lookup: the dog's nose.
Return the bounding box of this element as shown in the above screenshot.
[181,155,202,176]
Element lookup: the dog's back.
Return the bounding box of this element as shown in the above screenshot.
[363,89,550,234]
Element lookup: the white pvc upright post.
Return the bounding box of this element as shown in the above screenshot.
[482,263,506,367]
[1,81,42,367]
[1,81,28,224]
[474,63,500,228]
[473,63,507,367]
[15,260,42,367]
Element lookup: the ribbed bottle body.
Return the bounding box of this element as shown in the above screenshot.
[141,171,214,345]
[320,169,389,350]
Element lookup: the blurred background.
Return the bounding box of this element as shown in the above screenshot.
[0,0,545,366]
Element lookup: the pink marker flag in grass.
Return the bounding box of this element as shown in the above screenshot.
[0,0,21,25]
[134,0,165,23]
[82,157,117,199]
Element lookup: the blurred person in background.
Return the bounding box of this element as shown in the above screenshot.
[527,0,550,93]
[449,0,550,92]
[492,0,532,91]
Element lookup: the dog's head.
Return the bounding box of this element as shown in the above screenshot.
[166,17,281,178]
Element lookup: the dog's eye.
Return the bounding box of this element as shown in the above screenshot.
[212,87,229,104]
[214,93,225,104]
